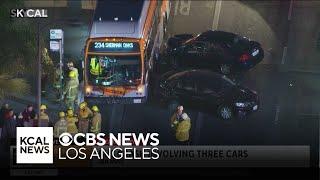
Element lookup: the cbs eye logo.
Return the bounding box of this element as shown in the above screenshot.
[59,133,73,146]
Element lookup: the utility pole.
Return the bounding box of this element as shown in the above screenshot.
[37,22,42,118]
[281,0,294,65]
[36,20,67,118]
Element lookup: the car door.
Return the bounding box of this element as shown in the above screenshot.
[173,75,197,106]
[192,72,226,108]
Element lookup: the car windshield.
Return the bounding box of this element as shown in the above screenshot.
[231,36,250,52]
[87,55,141,86]
[191,72,236,94]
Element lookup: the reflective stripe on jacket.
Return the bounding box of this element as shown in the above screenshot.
[91,113,101,134]
[64,78,79,99]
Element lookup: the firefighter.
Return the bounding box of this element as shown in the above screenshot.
[170,105,191,143]
[41,48,54,97]
[78,102,93,133]
[53,63,64,100]
[175,113,191,143]
[90,105,101,134]
[66,109,78,135]
[67,61,79,85]
[170,105,184,129]
[89,57,103,76]
[54,112,68,138]
[62,71,79,111]
[38,104,49,127]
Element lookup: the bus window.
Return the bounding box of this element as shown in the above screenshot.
[87,55,141,86]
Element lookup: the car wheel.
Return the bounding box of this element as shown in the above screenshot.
[220,64,232,75]
[217,105,233,121]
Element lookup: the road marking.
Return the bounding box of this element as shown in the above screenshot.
[288,0,294,21]
[174,0,191,16]
[274,105,281,125]
[212,0,222,30]
[281,46,288,64]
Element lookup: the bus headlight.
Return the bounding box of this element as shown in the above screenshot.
[86,86,92,94]
[137,85,144,93]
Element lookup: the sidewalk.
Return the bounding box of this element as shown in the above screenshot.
[4,87,65,124]
[279,63,320,75]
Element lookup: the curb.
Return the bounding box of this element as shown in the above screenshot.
[6,95,36,106]
[5,95,62,112]
[287,69,320,75]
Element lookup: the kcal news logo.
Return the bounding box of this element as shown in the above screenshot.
[16,127,53,164]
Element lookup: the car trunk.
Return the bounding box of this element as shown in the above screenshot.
[232,39,264,68]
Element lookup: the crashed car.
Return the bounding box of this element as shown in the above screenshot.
[165,30,264,75]
[158,69,259,120]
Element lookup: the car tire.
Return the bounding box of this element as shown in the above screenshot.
[217,104,234,121]
[220,64,232,75]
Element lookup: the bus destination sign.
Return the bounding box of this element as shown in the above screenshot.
[89,41,140,53]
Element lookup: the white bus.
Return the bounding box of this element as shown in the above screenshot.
[84,0,171,104]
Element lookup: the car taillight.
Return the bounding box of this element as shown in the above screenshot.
[239,53,250,62]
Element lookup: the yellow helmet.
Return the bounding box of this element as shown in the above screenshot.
[79,102,87,109]
[92,105,99,112]
[59,111,65,118]
[67,109,74,116]
[69,70,76,78]
[40,104,47,110]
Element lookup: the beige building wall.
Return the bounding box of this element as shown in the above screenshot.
[24,0,67,7]
[24,0,96,9]
[81,0,96,10]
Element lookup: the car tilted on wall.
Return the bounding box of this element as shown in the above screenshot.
[165,30,264,75]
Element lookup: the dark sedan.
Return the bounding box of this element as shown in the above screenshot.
[158,69,259,120]
[165,30,264,75]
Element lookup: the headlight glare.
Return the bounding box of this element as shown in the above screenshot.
[235,102,246,107]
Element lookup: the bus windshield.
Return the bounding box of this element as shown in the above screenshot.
[87,55,141,86]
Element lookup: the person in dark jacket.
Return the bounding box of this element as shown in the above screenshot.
[0,103,9,138]
[21,105,37,127]
[1,109,17,145]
